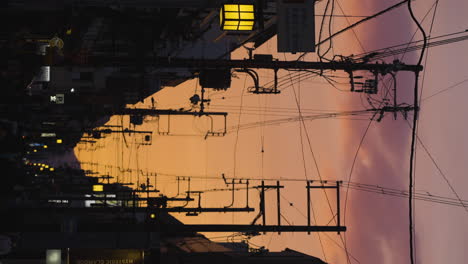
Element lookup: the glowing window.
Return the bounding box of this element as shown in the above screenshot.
[220,4,255,31]
[239,21,255,26]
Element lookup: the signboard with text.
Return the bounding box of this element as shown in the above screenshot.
[69,249,144,264]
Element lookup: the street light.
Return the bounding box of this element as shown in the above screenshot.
[220,4,255,31]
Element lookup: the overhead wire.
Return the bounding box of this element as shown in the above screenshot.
[399,0,440,63]
[298,0,409,61]
[406,1,428,264]
[280,194,361,264]
[421,77,468,102]
[328,2,400,262]
[413,2,440,261]
[79,160,466,208]
[287,52,345,262]
[317,0,333,63]
[351,29,468,61]
[405,121,468,213]
[294,70,328,262]
[223,110,376,133]
[232,75,248,179]
[342,113,377,226]
[343,181,468,208]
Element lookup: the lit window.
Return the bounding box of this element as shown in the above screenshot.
[220,4,255,31]
[56,139,63,144]
[224,20,239,26]
[239,21,255,26]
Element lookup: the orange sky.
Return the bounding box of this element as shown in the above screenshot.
[74,1,381,263]
[75,1,468,264]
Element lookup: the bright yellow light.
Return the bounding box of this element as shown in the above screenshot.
[224,12,239,19]
[43,145,48,149]
[33,149,37,152]
[56,139,62,144]
[240,5,254,12]
[40,167,44,171]
[223,4,239,12]
[220,4,255,31]
[45,165,49,168]
[50,168,55,171]
[224,20,239,26]
[33,163,37,166]
[239,21,255,26]
[238,25,254,30]
[150,213,156,219]
[239,12,254,20]
[93,185,104,192]
[223,25,239,30]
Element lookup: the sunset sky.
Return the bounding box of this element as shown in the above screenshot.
[75,1,468,263]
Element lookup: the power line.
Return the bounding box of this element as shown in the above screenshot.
[286,52,358,263]
[280,194,361,264]
[399,0,440,63]
[224,110,375,133]
[406,1,428,264]
[299,0,409,61]
[414,2,440,262]
[421,77,468,101]
[233,76,248,179]
[343,114,376,226]
[343,182,468,208]
[280,194,328,261]
[81,161,467,208]
[409,125,468,213]
[352,30,468,61]
[288,70,328,262]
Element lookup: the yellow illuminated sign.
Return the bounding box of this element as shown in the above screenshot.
[220,4,255,31]
[93,185,104,192]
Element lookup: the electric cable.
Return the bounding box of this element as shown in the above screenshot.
[406,1,428,263]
